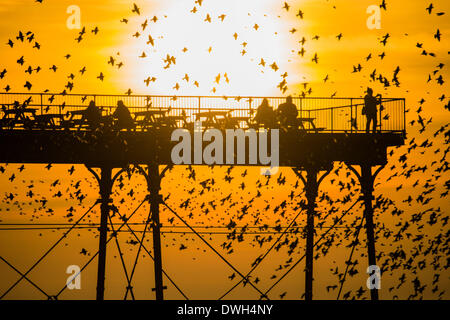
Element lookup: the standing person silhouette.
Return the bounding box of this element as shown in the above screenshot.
[363,88,381,133]
[277,96,298,128]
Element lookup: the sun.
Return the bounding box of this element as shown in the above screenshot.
[119,0,296,96]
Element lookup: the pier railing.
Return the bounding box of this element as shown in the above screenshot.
[0,93,405,133]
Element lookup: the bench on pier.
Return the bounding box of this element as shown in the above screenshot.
[298,117,325,133]
[34,114,65,129]
[133,109,171,129]
[0,107,37,129]
[60,110,87,130]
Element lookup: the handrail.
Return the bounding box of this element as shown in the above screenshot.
[0,93,406,134]
[0,92,406,101]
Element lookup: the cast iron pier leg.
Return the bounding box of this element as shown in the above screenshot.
[148,164,164,300]
[293,166,331,300]
[360,164,379,300]
[96,166,112,301]
[304,168,318,301]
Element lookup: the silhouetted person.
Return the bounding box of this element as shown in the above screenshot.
[277,96,298,128]
[254,98,276,128]
[82,100,102,130]
[363,88,381,133]
[113,100,135,131]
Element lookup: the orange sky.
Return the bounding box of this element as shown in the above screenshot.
[0,0,449,300]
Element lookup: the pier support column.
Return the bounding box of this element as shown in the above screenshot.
[293,166,331,301]
[360,164,378,301]
[94,166,113,301]
[346,163,384,300]
[304,168,318,301]
[97,166,112,300]
[86,165,126,300]
[147,163,164,300]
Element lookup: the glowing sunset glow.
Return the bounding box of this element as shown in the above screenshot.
[118,0,296,96]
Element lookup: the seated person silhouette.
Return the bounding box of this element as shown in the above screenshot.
[113,100,135,131]
[363,88,381,133]
[82,100,102,130]
[254,98,276,128]
[277,96,298,128]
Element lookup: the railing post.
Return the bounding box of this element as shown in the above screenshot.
[403,98,406,136]
[330,108,333,133]
[300,98,303,118]
[198,96,201,114]
[308,110,311,130]
[40,93,43,115]
[350,99,353,133]
[379,97,382,133]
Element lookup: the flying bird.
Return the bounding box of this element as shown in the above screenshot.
[132,3,140,15]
